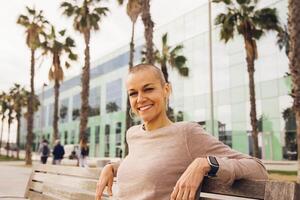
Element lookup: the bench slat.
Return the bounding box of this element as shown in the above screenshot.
[32,172,97,192]
[201,178,265,199]
[264,180,299,200]
[43,183,95,200]
[28,181,43,193]
[27,191,42,200]
[33,164,101,179]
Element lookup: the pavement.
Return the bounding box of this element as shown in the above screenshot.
[0,161,32,198]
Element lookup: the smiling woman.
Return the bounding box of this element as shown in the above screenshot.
[95,63,268,200]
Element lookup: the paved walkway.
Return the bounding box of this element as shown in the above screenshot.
[0,161,32,198]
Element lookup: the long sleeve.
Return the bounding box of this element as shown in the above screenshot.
[185,123,268,185]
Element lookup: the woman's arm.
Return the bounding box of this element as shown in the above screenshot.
[186,123,268,185]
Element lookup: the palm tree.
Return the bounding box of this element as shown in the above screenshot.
[10,84,28,159]
[5,93,14,157]
[0,92,8,155]
[17,6,48,165]
[287,0,300,183]
[141,0,154,64]
[61,0,109,147]
[213,0,281,158]
[154,33,189,83]
[41,26,77,145]
[117,0,142,156]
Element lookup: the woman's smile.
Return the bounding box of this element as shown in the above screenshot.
[138,104,154,111]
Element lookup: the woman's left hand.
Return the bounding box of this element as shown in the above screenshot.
[170,157,211,200]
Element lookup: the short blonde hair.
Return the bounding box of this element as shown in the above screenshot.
[129,63,166,86]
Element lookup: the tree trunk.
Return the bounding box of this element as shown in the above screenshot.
[125,22,136,156]
[244,38,259,158]
[79,30,91,147]
[6,122,11,157]
[288,0,300,183]
[0,118,4,155]
[53,78,60,144]
[16,113,21,159]
[141,0,154,64]
[161,61,169,83]
[25,49,35,165]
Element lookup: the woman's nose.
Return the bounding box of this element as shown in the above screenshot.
[137,93,145,103]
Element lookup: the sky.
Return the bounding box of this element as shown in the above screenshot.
[0,0,207,142]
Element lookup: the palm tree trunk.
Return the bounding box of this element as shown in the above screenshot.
[245,41,259,158]
[0,118,4,155]
[141,0,154,64]
[79,30,91,147]
[129,22,135,68]
[16,113,21,159]
[6,122,11,157]
[53,78,60,144]
[161,61,169,83]
[125,22,136,156]
[25,49,35,165]
[288,0,300,183]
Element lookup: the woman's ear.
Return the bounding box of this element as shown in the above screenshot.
[164,83,172,98]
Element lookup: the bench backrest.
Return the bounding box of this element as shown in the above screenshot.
[199,178,300,200]
[25,164,299,200]
[24,164,113,200]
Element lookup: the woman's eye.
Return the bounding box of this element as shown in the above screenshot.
[129,92,137,97]
[144,88,154,92]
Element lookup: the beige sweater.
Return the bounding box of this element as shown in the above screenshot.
[115,122,268,200]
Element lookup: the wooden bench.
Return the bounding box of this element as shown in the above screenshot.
[0,164,114,200]
[1,164,299,200]
[199,178,300,200]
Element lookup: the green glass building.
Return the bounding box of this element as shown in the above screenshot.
[20,0,293,160]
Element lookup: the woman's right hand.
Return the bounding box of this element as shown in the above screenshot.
[95,164,114,200]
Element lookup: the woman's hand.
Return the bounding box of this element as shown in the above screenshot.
[95,164,114,200]
[170,157,211,200]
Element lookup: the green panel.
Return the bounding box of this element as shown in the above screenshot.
[262,118,280,132]
[261,98,279,119]
[278,76,291,96]
[232,132,249,154]
[272,131,283,160]
[232,122,248,154]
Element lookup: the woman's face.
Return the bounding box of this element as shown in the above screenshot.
[126,69,170,124]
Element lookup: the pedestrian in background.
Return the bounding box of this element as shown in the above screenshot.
[79,140,89,167]
[52,139,65,165]
[38,139,50,164]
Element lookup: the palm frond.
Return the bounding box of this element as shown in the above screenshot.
[253,8,280,31]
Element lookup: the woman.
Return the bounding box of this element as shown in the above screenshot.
[95,64,268,200]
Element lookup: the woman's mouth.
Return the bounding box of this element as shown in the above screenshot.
[138,104,153,111]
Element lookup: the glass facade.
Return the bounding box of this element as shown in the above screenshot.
[89,87,101,117]
[106,79,122,113]
[72,94,81,121]
[60,98,69,123]
[21,0,293,161]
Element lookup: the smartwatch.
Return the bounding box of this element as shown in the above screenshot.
[207,156,219,177]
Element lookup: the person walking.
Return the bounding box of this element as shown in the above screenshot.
[52,139,65,165]
[79,141,89,167]
[38,139,50,164]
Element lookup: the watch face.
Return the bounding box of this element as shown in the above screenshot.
[209,156,219,166]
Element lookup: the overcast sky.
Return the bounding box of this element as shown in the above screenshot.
[0,0,207,142]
